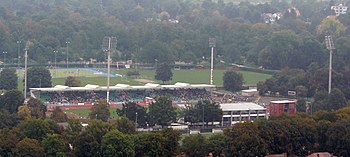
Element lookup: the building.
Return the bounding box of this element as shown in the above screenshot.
[267,100,296,116]
[220,102,267,126]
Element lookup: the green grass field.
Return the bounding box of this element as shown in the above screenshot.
[114,69,271,86]
[64,108,120,118]
[16,68,271,92]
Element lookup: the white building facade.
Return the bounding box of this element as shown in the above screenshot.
[220,102,267,126]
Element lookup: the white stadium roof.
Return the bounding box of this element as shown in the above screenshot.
[30,82,216,92]
[220,102,266,111]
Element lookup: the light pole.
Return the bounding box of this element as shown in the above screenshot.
[209,38,216,85]
[24,41,30,101]
[135,112,138,131]
[17,40,21,68]
[2,51,7,68]
[66,40,70,68]
[54,50,58,77]
[102,36,117,102]
[325,36,335,94]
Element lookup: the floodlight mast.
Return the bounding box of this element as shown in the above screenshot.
[209,38,216,85]
[325,36,335,94]
[24,41,30,102]
[102,37,117,103]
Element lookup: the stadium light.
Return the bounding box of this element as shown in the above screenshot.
[24,41,31,101]
[209,37,216,85]
[54,50,58,77]
[17,41,21,68]
[65,40,70,68]
[325,35,335,94]
[102,36,117,102]
[2,51,7,68]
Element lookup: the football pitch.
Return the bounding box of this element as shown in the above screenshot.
[17,68,272,90]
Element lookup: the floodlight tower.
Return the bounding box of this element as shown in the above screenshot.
[209,38,216,85]
[102,36,117,103]
[24,41,30,101]
[17,40,21,67]
[66,40,70,68]
[325,36,335,94]
[2,51,7,68]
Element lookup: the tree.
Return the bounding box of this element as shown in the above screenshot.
[27,98,47,119]
[155,62,173,84]
[74,120,114,157]
[223,71,243,92]
[26,67,52,92]
[328,88,348,111]
[18,119,60,140]
[0,90,24,114]
[51,106,68,122]
[0,68,18,90]
[89,100,110,122]
[64,76,82,87]
[206,134,230,157]
[101,130,135,157]
[134,132,165,157]
[15,138,44,157]
[182,134,208,157]
[160,128,181,157]
[184,100,222,126]
[0,113,20,129]
[316,16,347,37]
[224,122,268,156]
[0,128,24,157]
[42,134,68,157]
[148,97,176,127]
[63,119,82,144]
[118,102,148,127]
[110,117,135,134]
[326,120,350,156]
[17,105,32,119]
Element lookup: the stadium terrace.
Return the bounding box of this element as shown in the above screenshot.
[29,82,216,107]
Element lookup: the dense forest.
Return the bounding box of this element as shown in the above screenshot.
[0,0,349,71]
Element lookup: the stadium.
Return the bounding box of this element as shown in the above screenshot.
[30,82,217,110]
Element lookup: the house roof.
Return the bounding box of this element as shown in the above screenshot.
[220,102,266,111]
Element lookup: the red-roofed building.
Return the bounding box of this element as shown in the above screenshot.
[307,152,336,157]
[267,100,296,116]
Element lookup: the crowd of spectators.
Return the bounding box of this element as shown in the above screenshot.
[40,88,212,105]
[39,88,257,106]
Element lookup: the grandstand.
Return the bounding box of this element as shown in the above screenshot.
[30,82,216,109]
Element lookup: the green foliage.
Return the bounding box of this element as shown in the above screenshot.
[15,138,44,157]
[225,122,268,156]
[0,113,20,129]
[182,134,208,157]
[155,62,173,84]
[110,117,135,134]
[223,71,243,92]
[64,76,82,87]
[26,67,52,92]
[26,98,47,119]
[134,132,165,157]
[0,68,18,90]
[74,120,114,157]
[63,119,82,144]
[50,107,68,122]
[101,130,135,157]
[89,100,110,122]
[42,134,68,157]
[0,128,24,157]
[0,90,24,114]
[148,97,176,127]
[184,100,223,125]
[118,102,148,127]
[18,119,60,140]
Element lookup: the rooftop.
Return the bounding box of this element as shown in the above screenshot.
[220,102,265,111]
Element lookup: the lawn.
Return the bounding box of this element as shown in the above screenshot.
[16,68,271,91]
[64,108,120,118]
[115,69,271,86]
